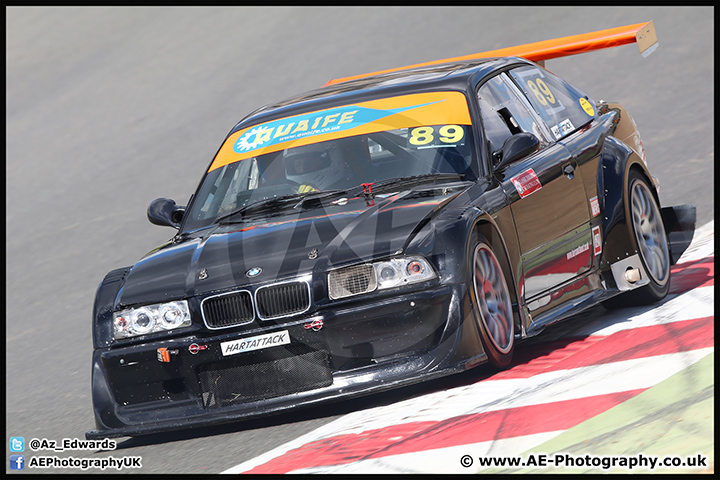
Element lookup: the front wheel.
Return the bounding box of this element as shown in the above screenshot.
[603,171,670,309]
[470,240,514,368]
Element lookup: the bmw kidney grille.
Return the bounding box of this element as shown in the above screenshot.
[202,280,311,328]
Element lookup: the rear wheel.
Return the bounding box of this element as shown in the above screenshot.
[603,171,670,309]
[470,240,514,368]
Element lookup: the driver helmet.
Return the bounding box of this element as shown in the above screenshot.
[283,143,347,190]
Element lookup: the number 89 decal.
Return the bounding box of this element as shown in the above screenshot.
[408,125,466,148]
[526,78,555,106]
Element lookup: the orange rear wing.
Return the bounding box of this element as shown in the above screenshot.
[323,21,658,87]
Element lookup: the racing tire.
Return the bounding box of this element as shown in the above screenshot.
[603,170,671,309]
[470,238,514,369]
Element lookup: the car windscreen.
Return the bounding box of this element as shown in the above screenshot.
[183,91,476,231]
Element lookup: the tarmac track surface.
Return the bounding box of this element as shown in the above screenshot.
[6,6,714,474]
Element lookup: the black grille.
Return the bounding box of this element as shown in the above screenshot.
[198,348,332,408]
[202,290,254,328]
[256,282,310,319]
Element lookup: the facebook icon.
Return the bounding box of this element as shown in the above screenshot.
[10,455,25,470]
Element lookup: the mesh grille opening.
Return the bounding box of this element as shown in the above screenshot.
[198,348,332,408]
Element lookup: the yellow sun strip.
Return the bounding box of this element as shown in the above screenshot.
[208,91,471,172]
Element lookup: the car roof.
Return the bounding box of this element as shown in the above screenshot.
[230,57,527,135]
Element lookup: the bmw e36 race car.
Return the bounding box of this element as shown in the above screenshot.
[87,21,696,439]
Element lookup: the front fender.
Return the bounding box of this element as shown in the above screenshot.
[408,202,508,365]
[413,202,509,287]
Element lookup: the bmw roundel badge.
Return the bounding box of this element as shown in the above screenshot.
[246,267,262,278]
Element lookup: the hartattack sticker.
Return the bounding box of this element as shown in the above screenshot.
[221,330,290,356]
[511,168,542,198]
[551,118,575,139]
[590,196,600,217]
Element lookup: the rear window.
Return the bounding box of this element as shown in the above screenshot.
[509,66,596,140]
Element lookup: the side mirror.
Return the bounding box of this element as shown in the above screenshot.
[147,198,185,229]
[493,133,540,170]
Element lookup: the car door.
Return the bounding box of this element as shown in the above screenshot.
[477,72,593,311]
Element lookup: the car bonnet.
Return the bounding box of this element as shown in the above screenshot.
[116,183,470,306]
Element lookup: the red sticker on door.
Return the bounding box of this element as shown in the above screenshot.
[511,168,542,198]
[592,226,602,256]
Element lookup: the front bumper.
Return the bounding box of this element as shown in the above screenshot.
[87,283,477,439]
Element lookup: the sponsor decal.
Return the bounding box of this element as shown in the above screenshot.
[590,196,601,217]
[579,97,595,116]
[233,103,433,155]
[511,168,542,198]
[567,242,590,260]
[221,330,290,356]
[551,118,575,139]
[157,348,179,363]
[208,91,472,172]
[592,226,602,256]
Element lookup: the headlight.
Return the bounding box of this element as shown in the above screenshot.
[113,300,191,339]
[328,256,436,300]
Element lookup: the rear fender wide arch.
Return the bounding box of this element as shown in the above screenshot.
[620,161,664,264]
[597,136,657,273]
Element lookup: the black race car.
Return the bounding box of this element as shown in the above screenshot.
[87,21,695,439]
